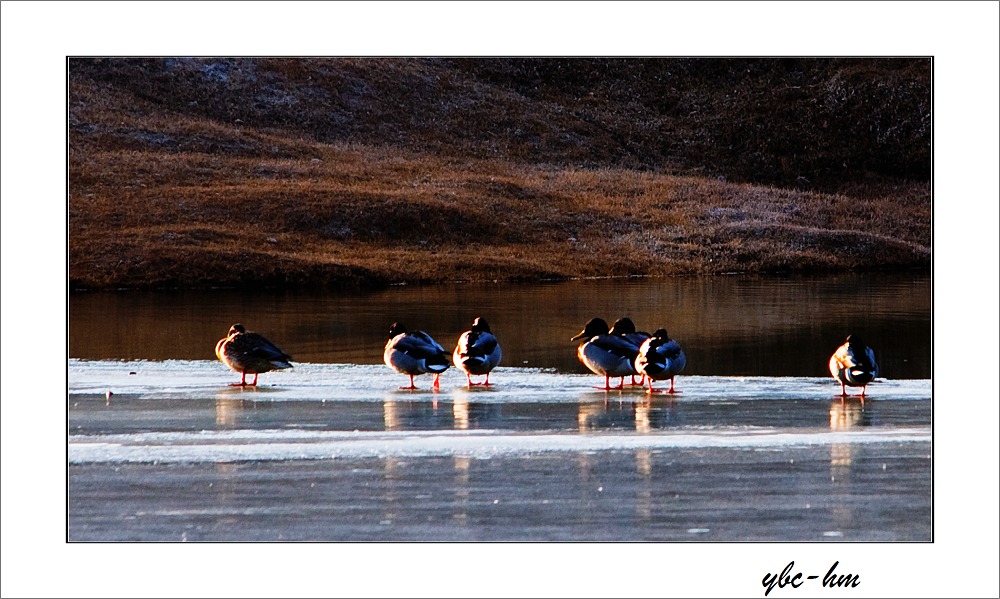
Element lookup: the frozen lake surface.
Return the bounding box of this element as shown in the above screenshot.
[69,359,931,542]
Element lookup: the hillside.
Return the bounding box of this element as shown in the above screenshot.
[68,57,931,290]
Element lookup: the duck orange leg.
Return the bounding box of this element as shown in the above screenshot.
[646,377,678,395]
[230,371,248,387]
[594,375,625,390]
[400,375,418,390]
[466,373,493,387]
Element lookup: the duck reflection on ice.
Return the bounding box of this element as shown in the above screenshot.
[829,397,873,430]
[828,396,870,535]
[828,400,869,533]
[577,399,680,432]
[214,396,246,426]
[452,456,471,526]
[451,398,504,430]
[383,399,441,431]
[382,397,502,431]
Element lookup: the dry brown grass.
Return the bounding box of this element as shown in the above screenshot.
[68,58,930,290]
[69,137,930,289]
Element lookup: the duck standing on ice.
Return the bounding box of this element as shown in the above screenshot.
[453,317,502,387]
[571,318,640,390]
[609,316,650,386]
[215,323,293,386]
[634,328,687,394]
[384,322,451,390]
[829,335,879,398]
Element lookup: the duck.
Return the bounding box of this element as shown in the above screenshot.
[635,328,687,394]
[384,322,451,390]
[609,317,650,385]
[829,335,878,398]
[609,317,651,347]
[215,323,293,386]
[571,318,640,390]
[453,317,502,387]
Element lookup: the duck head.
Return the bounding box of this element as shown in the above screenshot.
[388,322,408,338]
[846,334,867,348]
[228,323,246,337]
[571,318,610,341]
[471,317,492,333]
[609,317,636,336]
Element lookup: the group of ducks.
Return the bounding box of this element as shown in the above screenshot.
[386,317,502,390]
[215,318,880,397]
[382,316,690,394]
[571,317,687,393]
[214,318,504,391]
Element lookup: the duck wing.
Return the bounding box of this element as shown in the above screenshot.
[459,330,498,358]
[848,343,877,374]
[639,336,680,358]
[240,333,293,364]
[839,342,875,372]
[589,334,641,360]
[846,343,878,379]
[394,331,448,360]
[625,332,651,347]
[657,339,684,361]
[863,346,879,377]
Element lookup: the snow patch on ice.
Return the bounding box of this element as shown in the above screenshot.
[69,426,931,464]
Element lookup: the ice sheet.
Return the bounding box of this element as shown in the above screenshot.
[69,359,931,403]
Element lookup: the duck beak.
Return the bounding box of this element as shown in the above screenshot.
[571,330,589,341]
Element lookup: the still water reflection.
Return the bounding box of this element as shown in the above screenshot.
[69,272,930,378]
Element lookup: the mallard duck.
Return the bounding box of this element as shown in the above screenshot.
[635,328,686,394]
[829,335,878,398]
[571,317,640,390]
[609,317,651,347]
[215,323,293,386]
[609,317,650,385]
[384,322,451,390]
[453,317,502,387]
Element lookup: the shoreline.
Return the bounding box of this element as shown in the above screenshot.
[68,264,932,293]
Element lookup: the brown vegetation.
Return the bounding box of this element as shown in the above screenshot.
[68,58,931,290]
